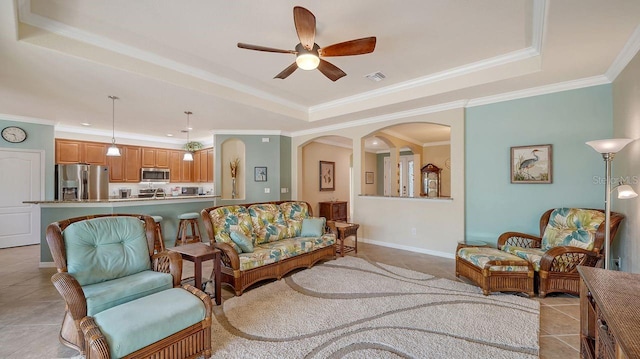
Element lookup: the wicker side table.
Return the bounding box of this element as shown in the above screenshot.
[334,222,359,257]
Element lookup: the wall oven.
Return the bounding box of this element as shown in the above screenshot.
[141,168,170,183]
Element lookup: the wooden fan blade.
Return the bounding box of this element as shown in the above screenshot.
[237,43,296,54]
[317,59,346,81]
[319,37,377,57]
[293,6,316,50]
[274,63,298,79]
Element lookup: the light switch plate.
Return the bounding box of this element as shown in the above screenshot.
[264,188,270,193]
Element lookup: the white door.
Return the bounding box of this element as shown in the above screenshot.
[0,149,43,248]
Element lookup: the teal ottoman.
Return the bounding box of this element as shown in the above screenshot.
[80,285,212,359]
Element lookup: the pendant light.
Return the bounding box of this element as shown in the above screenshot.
[106,95,121,156]
[183,111,194,161]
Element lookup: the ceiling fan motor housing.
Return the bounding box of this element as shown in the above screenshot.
[295,43,320,70]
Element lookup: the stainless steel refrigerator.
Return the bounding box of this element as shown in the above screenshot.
[55,164,109,201]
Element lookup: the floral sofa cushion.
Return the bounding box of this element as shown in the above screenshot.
[457,247,530,272]
[279,201,311,237]
[258,237,316,259]
[208,205,255,244]
[541,208,605,251]
[238,247,283,271]
[501,245,546,271]
[249,204,289,244]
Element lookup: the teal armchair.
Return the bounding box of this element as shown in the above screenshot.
[46,214,183,355]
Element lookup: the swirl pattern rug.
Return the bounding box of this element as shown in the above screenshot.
[210,256,540,358]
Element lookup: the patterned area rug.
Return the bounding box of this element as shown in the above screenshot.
[210,257,540,358]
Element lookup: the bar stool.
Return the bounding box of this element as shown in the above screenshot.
[151,215,165,253]
[175,212,202,246]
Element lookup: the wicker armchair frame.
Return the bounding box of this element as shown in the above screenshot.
[80,284,212,359]
[47,214,183,354]
[201,201,336,296]
[497,208,624,297]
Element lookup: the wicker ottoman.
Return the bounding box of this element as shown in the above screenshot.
[456,246,535,297]
[80,285,212,359]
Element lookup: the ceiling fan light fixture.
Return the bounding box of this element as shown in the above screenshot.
[295,43,320,70]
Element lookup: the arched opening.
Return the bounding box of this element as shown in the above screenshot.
[361,122,451,198]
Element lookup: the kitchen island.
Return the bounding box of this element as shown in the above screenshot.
[25,195,220,266]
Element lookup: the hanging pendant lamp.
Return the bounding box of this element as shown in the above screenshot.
[183,111,194,161]
[106,95,121,157]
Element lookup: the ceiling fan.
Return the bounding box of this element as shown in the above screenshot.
[237,6,376,81]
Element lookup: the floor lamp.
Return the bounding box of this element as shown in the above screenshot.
[586,138,637,270]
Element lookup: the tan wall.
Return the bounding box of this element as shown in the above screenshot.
[363,151,378,195]
[302,142,352,218]
[293,107,464,258]
[422,144,451,197]
[612,50,640,273]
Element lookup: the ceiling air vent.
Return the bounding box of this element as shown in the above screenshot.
[365,71,386,82]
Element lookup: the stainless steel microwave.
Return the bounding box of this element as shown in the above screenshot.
[141,168,170,183]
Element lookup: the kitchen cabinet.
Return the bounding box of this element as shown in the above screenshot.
[108,146,141,183]
[55,139,107,165]
[319,201,348,222]
[141,148,170,168]
[193,151,202,182]
[200,149,209,182]
[206,149,214,182]
[169,150,193,182]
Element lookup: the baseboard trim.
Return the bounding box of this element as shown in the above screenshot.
[360,238,455,259]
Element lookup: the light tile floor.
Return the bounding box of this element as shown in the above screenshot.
[0,243,579,358]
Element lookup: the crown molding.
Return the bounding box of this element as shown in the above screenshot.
[313,138,353,149]
[531,0,548,54]
[292,100,467,138]
[466,75,610,108]
[380,129,424,147]
[423,141,451,147]
[605,24,640,81]
[0,113,55,126]
[211,129,285,136]
[309,47,539,116]
[16,0,307,115]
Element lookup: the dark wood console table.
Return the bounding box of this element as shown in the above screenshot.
[578,266,640,358]
[319,201,347,222]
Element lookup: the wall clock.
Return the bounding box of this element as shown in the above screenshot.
[2,126,27,143]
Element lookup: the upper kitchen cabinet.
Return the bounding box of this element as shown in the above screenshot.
[169,150,193,183]
[55,139,107,165]
[141,148,169,168]
[191,148,213,182]
[207,148,214,183]
[108,145,141,183]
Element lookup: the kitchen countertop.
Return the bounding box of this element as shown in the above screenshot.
[24,194,220,205]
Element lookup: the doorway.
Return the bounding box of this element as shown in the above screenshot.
[0,149,43,248]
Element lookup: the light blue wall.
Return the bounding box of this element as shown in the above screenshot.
[214,134,291,205]
[465,85,613,244]
[0,119,55,200]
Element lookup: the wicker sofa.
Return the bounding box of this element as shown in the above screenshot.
[201,201,336,295]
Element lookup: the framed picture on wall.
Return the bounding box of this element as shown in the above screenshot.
[510,144,552,184]
[254,167,267,182]
[365,171,374,184]
[319,161,335,191]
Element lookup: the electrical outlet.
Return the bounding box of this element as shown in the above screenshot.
[264,188,270,194]
[614,257,621,269]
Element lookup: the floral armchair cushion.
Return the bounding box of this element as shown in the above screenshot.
[541,208,605,251]
[248,204,289,244]
[208,205,256,245]
[279,201,311,237]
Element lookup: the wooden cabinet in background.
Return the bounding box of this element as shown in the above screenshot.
[169,150,193,183]
[193,151,202,182]
[141,148,170,168]
[108,146,141,183]
[55,139,107,165]
[206,149,214,183]
[319,201,348,222]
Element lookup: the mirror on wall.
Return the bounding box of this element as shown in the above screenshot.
[361,122,451,198]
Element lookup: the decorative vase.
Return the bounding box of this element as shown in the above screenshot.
[231,177,237,199]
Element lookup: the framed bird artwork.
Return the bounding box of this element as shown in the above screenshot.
[511,144,552,183]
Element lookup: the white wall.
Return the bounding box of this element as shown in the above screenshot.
[293,108,464,258]
[612,50,640,273]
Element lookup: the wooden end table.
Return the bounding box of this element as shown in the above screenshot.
[334,222,359,257]
[170,242,221,305]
